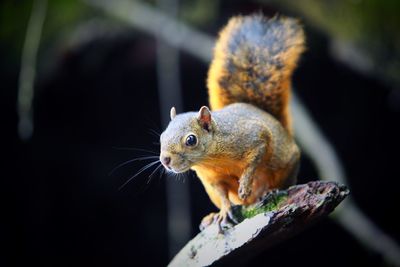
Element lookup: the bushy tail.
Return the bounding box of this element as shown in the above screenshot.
[207,14,305,134]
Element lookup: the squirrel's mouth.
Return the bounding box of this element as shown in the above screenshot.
[163,161,191,173]
[168,165,191,173]
[160,160,190,173]
[160,152,192,173]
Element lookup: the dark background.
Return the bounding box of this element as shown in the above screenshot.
[2,0,400,266]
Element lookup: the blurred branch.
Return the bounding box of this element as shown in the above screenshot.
[292,95,400,266]
[155,0,192,258]
[169,181,349,266]
[83,0,214,60]
[17,0,47,141]
[84,0,400,265]
[263,0,400,89]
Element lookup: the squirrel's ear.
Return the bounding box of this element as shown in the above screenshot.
[198,106,212,131]
[170,107,177,120]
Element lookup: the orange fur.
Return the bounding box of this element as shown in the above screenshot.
[207,15,305,135]
[193,145,299,209]
[161,14,305,229]
[199,15,304,226]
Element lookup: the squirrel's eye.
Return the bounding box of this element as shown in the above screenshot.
[185,135,197,147]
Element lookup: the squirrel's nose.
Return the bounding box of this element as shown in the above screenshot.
[161,156,171,166]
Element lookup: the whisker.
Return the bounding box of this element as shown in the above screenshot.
[147,163,163,184]
[158,167,166,183]
[183,172,189,183]
[166,171,175,181]
[112,146,159,155]
[177,172,183,183]
[118,160,160,190]
[109,156,159,176]
[148,128,161,138]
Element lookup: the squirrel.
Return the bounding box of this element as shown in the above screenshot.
[159,14,305,230]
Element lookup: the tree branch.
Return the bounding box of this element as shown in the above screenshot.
[17,0,47,141]
[83,0,400,265]
[168,181,349,267]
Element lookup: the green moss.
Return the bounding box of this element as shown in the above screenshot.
[232,191,288,223]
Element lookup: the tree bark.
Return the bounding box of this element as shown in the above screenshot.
[168,181,349,267]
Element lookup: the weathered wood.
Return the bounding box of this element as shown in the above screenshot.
[168,181,349,267]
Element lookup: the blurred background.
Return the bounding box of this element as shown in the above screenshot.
[2,0,400,266]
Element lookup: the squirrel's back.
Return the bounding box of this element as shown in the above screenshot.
[207,14,305,134]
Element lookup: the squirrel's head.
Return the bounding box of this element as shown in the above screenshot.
[159,106,214,173]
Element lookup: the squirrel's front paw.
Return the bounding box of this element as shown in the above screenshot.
[238,180,252,200]
[199,209,237,232]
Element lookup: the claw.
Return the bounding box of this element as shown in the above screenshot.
[227,208,239,224]
[199,212,218,231]
[200,207,238,233]
[216,211,234,233]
